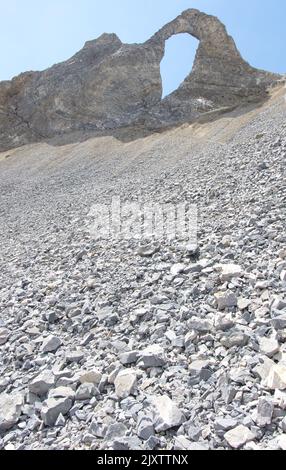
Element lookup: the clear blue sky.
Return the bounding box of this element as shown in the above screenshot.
[1,0,285,97]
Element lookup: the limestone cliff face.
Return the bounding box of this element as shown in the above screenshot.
[0,9,281,151]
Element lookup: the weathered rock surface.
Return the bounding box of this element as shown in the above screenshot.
[41,398,73,427]
[0,328,10,345]
[41,335,62,354]
[224,425,255,449]
[0,9,280,152]
[29,371,56,396]
[0,393,23,431]
[151,395,185,432]
[114,369,137,399]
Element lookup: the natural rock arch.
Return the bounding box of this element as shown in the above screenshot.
[160,33,199,99]
[0,9,281,151]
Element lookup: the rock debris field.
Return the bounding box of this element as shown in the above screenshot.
[0,85,286,450]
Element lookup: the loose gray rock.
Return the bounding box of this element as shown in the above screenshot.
[137,415,155,440]
[79,370,102,385]
[48,387,75,401]
[218,264,243,282]
[264,364,286,390]
[41,335,62,354]
[215,291,238,310]
[138,345,166,369]
[255,398,274,427]
[75,384,99,401]
[114,369,137,399]
[259,336,280,358]
[278,434,286,450]
[0,328,10,345]
[0,7,284,452]
[174,435,195,450]
[41,398,73,427]
[29,371,55,396]
[0,393,23,431]
[151,395,185,432]
[224,425,256,449]
[105,423,128,441]
[119,351,140,365]
[214,418,238,433]
[220,330,249,349]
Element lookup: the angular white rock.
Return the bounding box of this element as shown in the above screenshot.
[278,434,286,451]
[259,337,279,358]
[218,264,243,282]
[75,383,98,401]
[0,392,23,431]
[264,364,286,390]
[114,369,137,399]
[151,395,185,432]
[170,264,186,276]
[224,425,255,449]
[255,398,274,427]
[274,390,286,410]
[174,436,194,450]
[237,298,251,311]
[254,356,276,381]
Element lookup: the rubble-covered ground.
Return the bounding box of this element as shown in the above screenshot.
[0,85,286,450]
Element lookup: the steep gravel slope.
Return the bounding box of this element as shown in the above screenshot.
[0,84,285,450]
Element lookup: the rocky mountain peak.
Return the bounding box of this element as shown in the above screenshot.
[0,9,281,152]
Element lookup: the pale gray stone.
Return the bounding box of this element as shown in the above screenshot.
[75,383,99,401]
[174,436,194,450]
[256,398,274,427]
[119,351,140,365]
[278,434,286,450]
[48,387,75,401]
[224,425,256,449]
[79,370,102,385]
[151,395,185,432]
[29,371,55,396]
[259,337,280,358]
[0,328,10,346]
[220,330,249,348]
[264,364,286,390]
[218,264,243,282]
[41,335,62,354]
[138,345,166,368]
[0,393,23,431]
[65,350,85,363]
[41,397,73,427]
[215,291,237,310]
[114,369,137,399]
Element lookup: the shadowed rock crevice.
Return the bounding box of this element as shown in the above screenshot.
[0,8,281,152]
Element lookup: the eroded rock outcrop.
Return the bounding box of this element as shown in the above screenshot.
[0,9,281,151]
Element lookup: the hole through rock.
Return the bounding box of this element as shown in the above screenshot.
[160,33,199,99]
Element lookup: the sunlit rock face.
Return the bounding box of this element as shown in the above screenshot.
[0,9,281,151]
